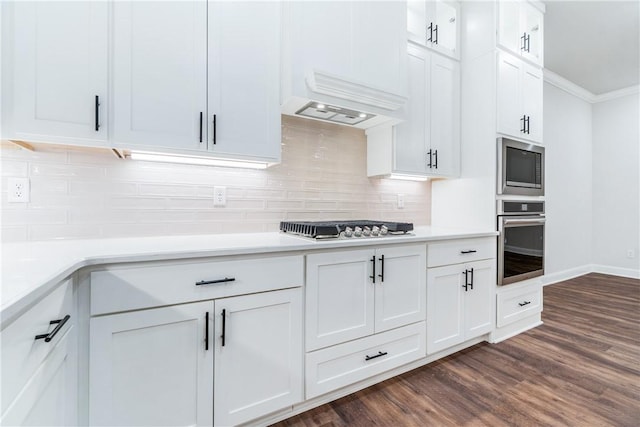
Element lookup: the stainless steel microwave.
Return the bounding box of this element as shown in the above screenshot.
[497,138,545,197]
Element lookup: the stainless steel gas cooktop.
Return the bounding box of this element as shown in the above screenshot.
[279,220,414,240]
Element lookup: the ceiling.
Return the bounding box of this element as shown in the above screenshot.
[544,0,640,95]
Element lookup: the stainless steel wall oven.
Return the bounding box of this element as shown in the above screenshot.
[498,138,545,197]
[498,200,545,285]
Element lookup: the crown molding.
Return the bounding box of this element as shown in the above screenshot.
[543,69,639,104]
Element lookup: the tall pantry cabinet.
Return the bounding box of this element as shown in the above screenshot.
[431,1,545,341]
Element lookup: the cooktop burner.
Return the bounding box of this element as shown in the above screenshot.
[280,220,414,239]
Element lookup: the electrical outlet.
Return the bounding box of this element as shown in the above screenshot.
[627,249,635,259]
[7,177,30,203]
[213,186,226,206]
[397,193,405,209]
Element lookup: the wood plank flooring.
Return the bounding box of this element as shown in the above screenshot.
[271,273,640,427]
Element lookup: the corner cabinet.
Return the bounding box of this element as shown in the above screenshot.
[367,45,460,178]
[6,1,108,146]
[304,244,427,398]
[111,0,281,163]
[1,279,77,426]
[88,254,303,427]
[496,51,543,144]
[426,238,495,354]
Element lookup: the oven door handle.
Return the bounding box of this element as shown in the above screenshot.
[502,217,546,227]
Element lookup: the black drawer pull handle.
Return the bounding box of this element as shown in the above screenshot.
[460,250,477,254]
[94,95,100,131]
[195,277,236,286]
[221,309,226,347]
[369,256,376,284]
[519,301,531,307]
[205,311,209,351]
[365,351,388,361]
[35,315,70,342]
[378,254,385,283]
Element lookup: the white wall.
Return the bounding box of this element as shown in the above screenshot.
[543,82,593,277]
[592,93,640,273]
[0,116,431,242]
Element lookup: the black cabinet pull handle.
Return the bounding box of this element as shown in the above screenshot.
[526,115,530,134]
[521,32,527,50]
[199,112,203,143]
[221,309,226,347]
[378,254,385,283]
[433,149,438,169]
[460,250,477,254]
[519,301,531,307]
[433,24,439,45]
[462,270,468,291]
[369,256,376,284]
[365,351,388,361]
[213,114,217,145]
[526,33,530,52]
[469,267,474,290]
[427,22,433,42]
[427,149,432,168]
[520,115,526,133]
[195,277,236,286]
[35,315,70,342]
[94,95,100,131]
[205,311,209,351]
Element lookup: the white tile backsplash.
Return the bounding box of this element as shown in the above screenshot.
[0,116,431,242]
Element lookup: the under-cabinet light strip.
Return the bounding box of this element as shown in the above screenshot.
[128,151,269,169]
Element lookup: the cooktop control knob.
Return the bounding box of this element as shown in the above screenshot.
[380,225,389,236]
[344,227,353,238]
[354,226,363,237]
[363,226,371,237]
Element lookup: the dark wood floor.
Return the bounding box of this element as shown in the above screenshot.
[271,273,640,427]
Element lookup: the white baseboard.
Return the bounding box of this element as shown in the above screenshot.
[542,265,592,286]
[591,264,640,279]
[543,264,640,285]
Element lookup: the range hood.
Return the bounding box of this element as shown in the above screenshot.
[281,69,408,130]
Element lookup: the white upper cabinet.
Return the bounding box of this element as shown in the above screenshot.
[407,0,460,60]
[498,0,544,67]
[207,1,281,162]
[281,1,408,128]
[497,51,543,143]
[8,1,108,146]
[367,45,460,178]
[111,1,207,153]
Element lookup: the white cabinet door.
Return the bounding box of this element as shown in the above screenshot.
[207,1,281,162]
[521,3,544,66]
[496,51,523,139]
[498,0,544,67]
[394,46,429,175]
[463,259,495,338]
[1,329,75,427]
[427,264,464,354]
[522,63,543,143]
[89,301,213,427]
[374,245,427,333]
[111,1,207,152]
[214,288,302,426]
[429,53,460,177]
[11,1,108,145]
[407,0,459,59]
[306,249,376,351]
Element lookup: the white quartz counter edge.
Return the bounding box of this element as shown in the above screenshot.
[1,226,497,327]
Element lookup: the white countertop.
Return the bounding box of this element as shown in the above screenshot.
[1,226,497,327]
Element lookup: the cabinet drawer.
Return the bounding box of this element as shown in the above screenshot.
[305,322,426,399]
[90,255,303,315]
[427,237,495,267]
[1,280,74,414]
[497,284,542,327]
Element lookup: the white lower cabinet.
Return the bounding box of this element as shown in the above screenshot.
[426,239,496,355]
[1,280,76,427]
[214,289,302,427]
[305,244,427,397]
[89,287,302,427]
